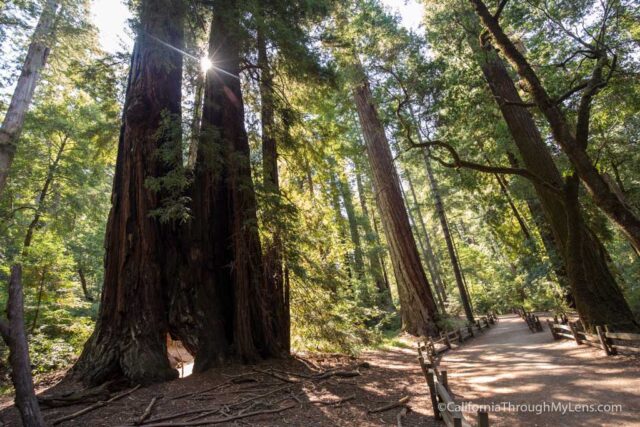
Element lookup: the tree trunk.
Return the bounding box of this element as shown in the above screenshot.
[352,66,439,336]
[465,19,639,331]
[329,171,351,279]
[397,168,445,313]
[77,268,94,302]
[337,170,366,280]
[73,0,186,385]
[507,152,570,291]
[493,173,533,242]
[186,73,204,170]
[177,0,282,371]
[355,170,394,310]
[470,0,640,255]
[258,25,288,353]
[30,269,46,333]
[405,168,448,311]
[423,155,474,322]
[23,135,68,252]
[0,0,58,198]
[0,265,46,427]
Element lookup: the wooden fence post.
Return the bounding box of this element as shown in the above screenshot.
[443,333,452,350]
[442,370,449,391]
[547,320,558,340]
[603,325,617,355]
[596,325,612,356]
[453,416,463,427]
[568,322,581,345]
[477,410,489,427]
[535,315,543,332]
[457,327,463,343]
[425,366,441,420]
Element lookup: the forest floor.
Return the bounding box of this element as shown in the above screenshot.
[1,314,639,426]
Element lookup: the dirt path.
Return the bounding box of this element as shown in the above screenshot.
[440,314,640,426]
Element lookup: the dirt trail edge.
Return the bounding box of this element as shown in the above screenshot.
[440,314,640,427]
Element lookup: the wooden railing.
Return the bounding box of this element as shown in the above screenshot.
[547,319,640,356]
[515,308,543,332]
[419,314,498,365]
[417,348,490,426]
[414,315,497,426]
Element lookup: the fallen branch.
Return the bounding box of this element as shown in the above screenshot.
[308,394,356,405]
[368,396,410,414]
[314,369,361,380]
[253,368,300,383]
[51,384,141,425]
[141,403,297,427]
[136,396,160,425]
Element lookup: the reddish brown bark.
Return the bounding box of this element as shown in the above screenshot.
[258,26,289,352]
[73,0,185,385]
[353,67,439,336]
[176,0,282,370]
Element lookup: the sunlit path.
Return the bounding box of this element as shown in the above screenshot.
[440,315,640,426]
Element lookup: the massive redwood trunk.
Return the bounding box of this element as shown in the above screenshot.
[0,0,58,198]
[73,0,185,385]
[353,68,439,336]
[177,0,282,370]
[465,19,639,331]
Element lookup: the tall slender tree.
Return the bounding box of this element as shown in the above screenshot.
[0,0,59,197]
[353,65,439,336]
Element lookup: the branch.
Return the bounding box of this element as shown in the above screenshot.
[408,139,562,194]
[554,80,590,104]
[493,0,510,20]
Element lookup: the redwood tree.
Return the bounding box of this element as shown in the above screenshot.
[74,0,185,385]
[177,0,282,370]
[353,66,439,336]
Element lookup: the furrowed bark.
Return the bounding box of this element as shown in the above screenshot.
[353,65,439,336]
[74,0,186,385]
[0,0,58,198]
[180,0,282,370]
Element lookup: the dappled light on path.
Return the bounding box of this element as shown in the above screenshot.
[440,315,640,426]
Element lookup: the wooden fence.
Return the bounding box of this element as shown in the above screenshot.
[415,314,497,426]
[515,308,543,333]
[547,319,640,356]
